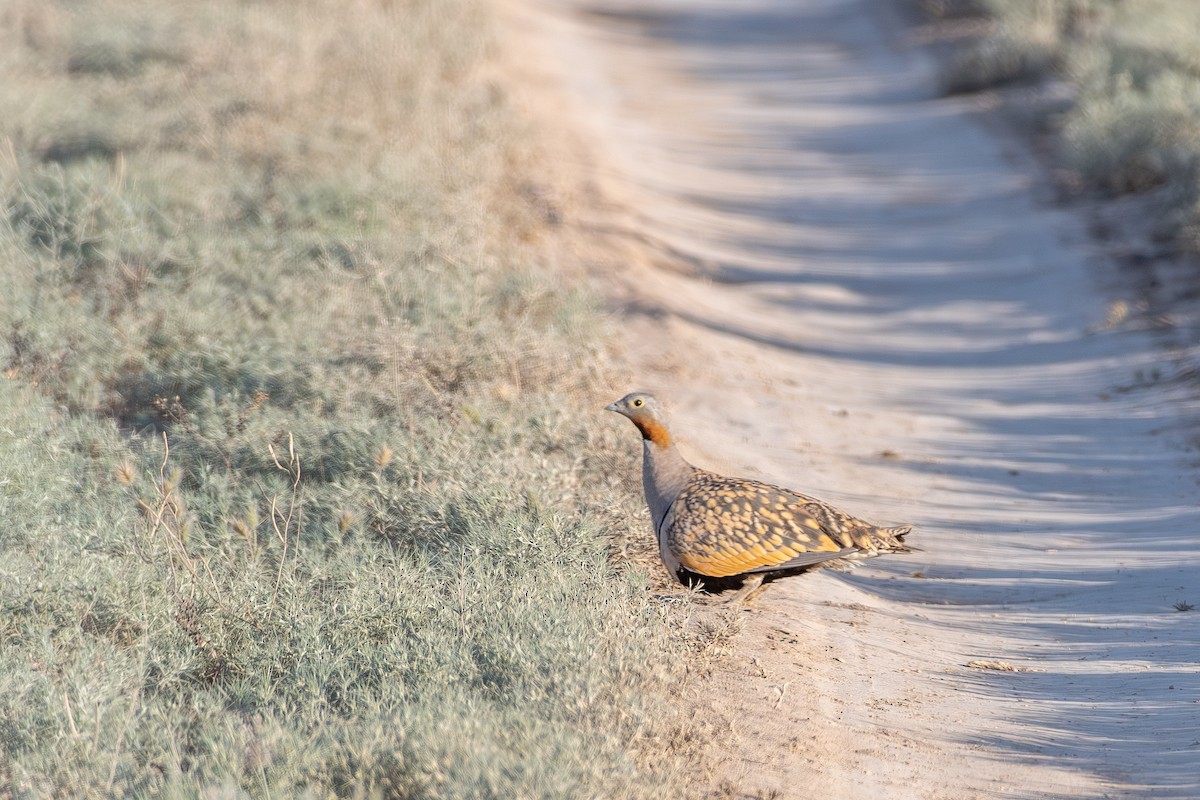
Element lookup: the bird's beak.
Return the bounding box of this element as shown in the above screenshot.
[604,401,620,413]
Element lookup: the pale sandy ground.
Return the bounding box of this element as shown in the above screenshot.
[505,1,1200,797]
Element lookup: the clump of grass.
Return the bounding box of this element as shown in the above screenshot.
[1059,46,1200,215]
[932,0,1200,253]
[1060,76,1200,193]
[0,0,694,796]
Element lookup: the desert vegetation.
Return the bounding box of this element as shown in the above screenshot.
[930,0,1200,252]
[0,1,697,795]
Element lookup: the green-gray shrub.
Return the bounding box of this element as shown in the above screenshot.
[934,0,1200,253]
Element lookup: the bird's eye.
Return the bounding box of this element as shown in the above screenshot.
[632,398,644,408]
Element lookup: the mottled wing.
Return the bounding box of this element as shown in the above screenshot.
[665,471,853,578]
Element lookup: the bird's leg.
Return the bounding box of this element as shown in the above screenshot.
[723,573,766,606]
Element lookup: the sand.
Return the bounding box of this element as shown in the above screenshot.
[504,0,1200,796]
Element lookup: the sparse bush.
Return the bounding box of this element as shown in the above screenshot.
[1060,68,1200,195]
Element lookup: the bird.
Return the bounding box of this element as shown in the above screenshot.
[605,391,913,603]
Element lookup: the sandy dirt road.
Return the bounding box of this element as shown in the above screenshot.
[508,1,1200,797]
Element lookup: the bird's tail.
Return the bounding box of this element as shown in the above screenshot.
[873,524,915,553]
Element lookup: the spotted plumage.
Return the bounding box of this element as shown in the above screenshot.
[606,391,913,601]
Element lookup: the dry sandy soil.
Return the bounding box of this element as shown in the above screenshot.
[503,0,1200,797]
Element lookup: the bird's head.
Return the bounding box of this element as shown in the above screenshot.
[605,391,672,446]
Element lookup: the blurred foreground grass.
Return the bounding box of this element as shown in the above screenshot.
[929,0,1200,252]
[0,1,696,795]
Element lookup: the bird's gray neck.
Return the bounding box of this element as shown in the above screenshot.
[642,439,694,534]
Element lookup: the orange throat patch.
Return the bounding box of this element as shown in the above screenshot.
[635,418,672,447]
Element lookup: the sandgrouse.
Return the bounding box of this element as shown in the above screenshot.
[606,391,912,602]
